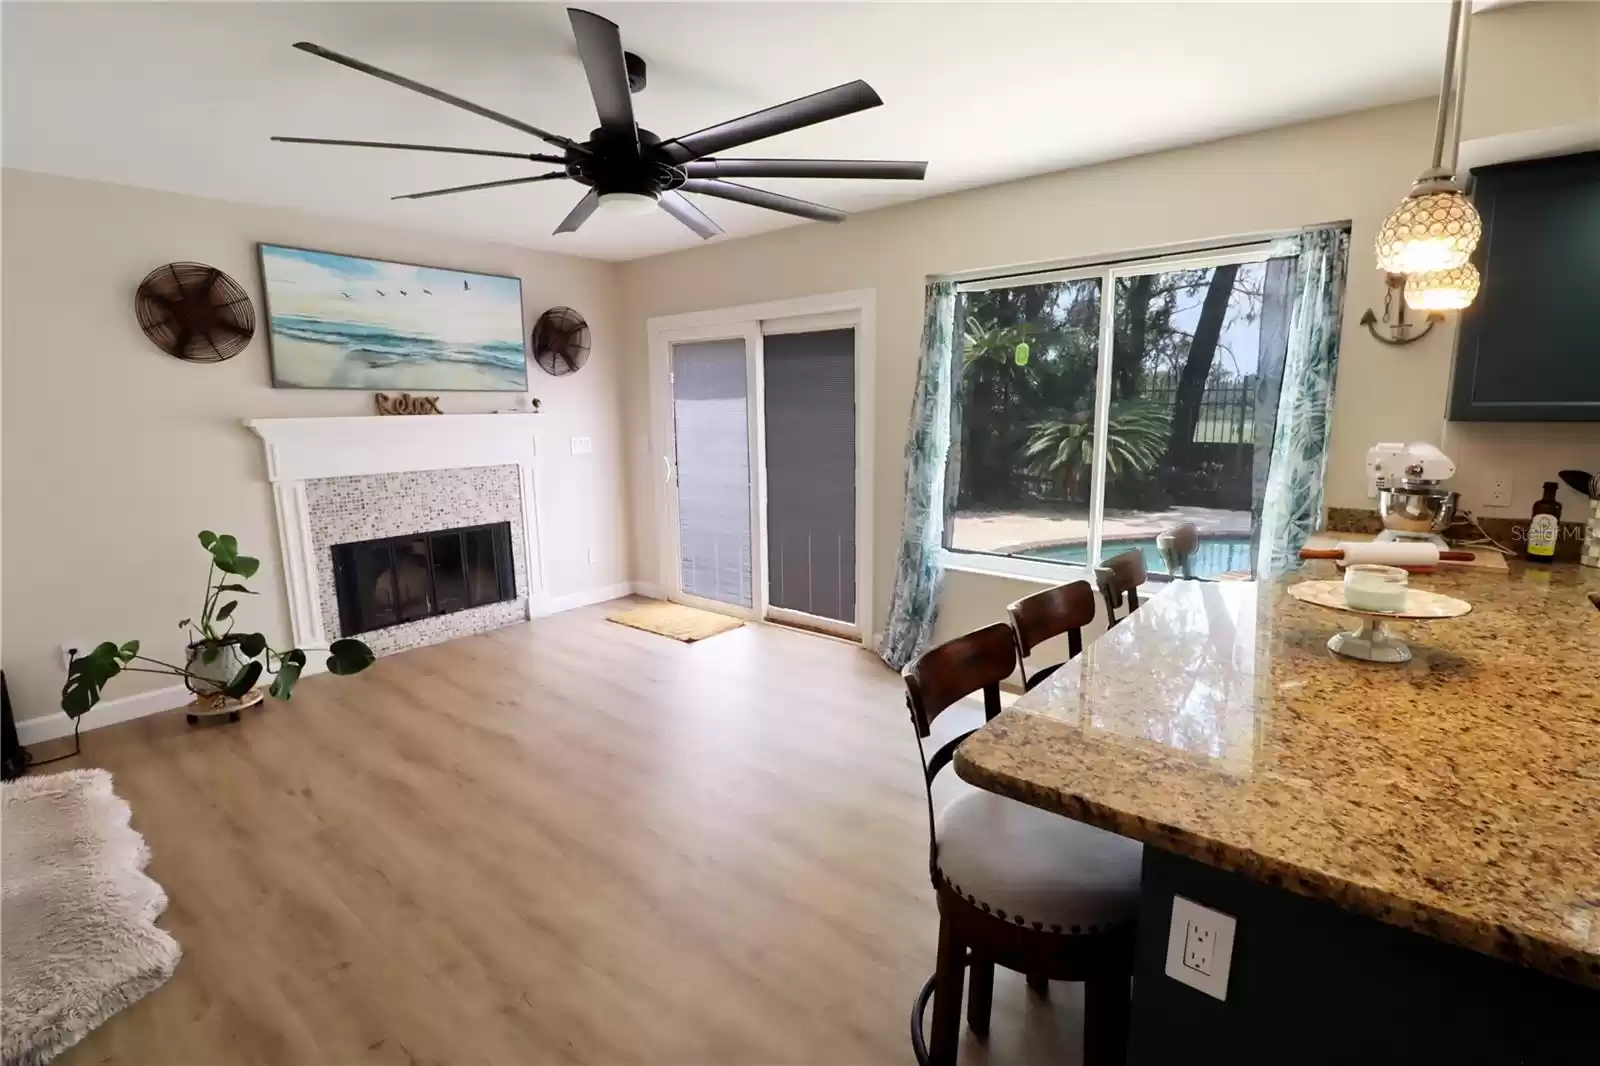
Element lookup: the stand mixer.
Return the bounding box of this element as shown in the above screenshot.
[1366,442,1458,548]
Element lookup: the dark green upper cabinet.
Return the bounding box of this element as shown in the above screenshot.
[1447,151,1600,421]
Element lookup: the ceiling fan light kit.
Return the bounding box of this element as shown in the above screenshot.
[598,191,661,216]
[1374,0,1483,310]
[274,8,927,240]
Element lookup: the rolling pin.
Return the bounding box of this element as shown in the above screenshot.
[1299,542,1474,567]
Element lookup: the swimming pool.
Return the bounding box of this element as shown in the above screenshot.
[1019,534,1253,578]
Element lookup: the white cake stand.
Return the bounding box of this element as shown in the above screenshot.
[1287,580,1472,663]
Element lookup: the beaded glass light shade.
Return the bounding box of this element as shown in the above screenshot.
[1374,190,1483,274]
[1404,263,1480,311]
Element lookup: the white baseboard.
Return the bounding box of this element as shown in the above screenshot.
[15,682,194,746]
[19,582,649,746]
[527,581,637,618]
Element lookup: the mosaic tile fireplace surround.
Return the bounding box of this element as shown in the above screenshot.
[308,467,529,655]
[246,415,544,662]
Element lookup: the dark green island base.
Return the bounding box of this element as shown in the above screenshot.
[1130,848,1599,1066]
[954,565,1600,1064]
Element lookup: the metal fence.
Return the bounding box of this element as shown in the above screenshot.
[1142,371,1257,445]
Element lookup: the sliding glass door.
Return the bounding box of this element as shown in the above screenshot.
[763,328,856,629]
[946,244,1294,580]
[669,337,756,609]
[653,301,869,639]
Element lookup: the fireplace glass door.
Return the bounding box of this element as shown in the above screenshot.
[332,522,515,636]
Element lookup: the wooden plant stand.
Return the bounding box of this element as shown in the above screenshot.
[184,688,264,725]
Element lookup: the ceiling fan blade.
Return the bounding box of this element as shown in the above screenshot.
[292,42,578,151]
[661,80,882,163]
[659,191,723,240]
[683,158,927,180]
[567,8,637,151]
[554,189,601,234]
[679,179,845,223]
[273,135,565,163]
[392,172,567,201]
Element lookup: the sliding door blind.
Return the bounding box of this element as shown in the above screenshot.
[671,339,753,607]
[763,329,856,623]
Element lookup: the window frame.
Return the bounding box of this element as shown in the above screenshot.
[942,239,1285,582]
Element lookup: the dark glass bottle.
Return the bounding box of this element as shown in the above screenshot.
[1524,481,1562,562]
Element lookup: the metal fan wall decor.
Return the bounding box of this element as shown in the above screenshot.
[274,7,928,240]
[532,307,590,376]
[134,263,256,362]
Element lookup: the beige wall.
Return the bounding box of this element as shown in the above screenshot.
[1,169,627,721]
[1461,1,1600,143]
[618,96,1600,647]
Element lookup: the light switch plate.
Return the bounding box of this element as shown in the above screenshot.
[570,436,592,456]
[1164,895,1236,1000]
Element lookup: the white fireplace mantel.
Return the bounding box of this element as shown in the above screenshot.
[245,414,546,652]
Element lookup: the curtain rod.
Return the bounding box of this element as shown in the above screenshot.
[942,222,1351,289]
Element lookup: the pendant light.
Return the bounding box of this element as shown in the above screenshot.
[1376,0,1482,279]
[1404,263,1480,311]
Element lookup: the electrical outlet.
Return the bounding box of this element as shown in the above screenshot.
[1165,896,1236,1000]
[1487,474,1513,508]
[1184,920,1216,973]
[59,641,86,672]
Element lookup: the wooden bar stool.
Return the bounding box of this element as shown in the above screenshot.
[904,624,1140,1066]
[1006,580,1096,691]
[1095,549,1147,627]
[1155,522,1200,579]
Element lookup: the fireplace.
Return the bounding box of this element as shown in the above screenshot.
[332,521,516,637]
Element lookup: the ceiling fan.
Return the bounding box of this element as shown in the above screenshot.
[274,7,928,239]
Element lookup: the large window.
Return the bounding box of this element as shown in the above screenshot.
[946,244,1293,579]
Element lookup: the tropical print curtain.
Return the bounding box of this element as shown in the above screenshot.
[1255,226,1351,578]
[878,280,958,670]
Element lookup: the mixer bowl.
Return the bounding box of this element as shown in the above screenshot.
[1378,486,1456,534]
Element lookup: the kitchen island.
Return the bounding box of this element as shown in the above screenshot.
[955,560,1599,1064]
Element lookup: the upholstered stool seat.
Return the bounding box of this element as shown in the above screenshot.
[903,622,1140,1066]
[935,790,1143,936]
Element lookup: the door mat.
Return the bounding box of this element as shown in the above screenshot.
[607,602,744,643]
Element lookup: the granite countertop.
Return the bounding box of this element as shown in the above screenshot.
[954,560,1600,987]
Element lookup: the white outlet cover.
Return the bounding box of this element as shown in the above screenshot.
[1488,476,1513,508]
[1164,895,1236,1001]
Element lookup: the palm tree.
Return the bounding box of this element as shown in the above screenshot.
[1022,398,1170,502]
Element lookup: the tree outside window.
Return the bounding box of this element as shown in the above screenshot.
[947,249,1290,578]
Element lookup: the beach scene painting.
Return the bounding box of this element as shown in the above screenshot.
[259,244,527,391]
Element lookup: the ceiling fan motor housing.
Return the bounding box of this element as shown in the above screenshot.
[569,128,684,197]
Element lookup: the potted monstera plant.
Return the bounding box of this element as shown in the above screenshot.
[62,531,375,723]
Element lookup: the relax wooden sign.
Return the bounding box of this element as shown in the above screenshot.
[373,393,442,416]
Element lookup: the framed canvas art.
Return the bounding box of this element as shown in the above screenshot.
[258,244,528,391]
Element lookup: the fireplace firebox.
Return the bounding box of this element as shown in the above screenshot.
[332,522,516,637]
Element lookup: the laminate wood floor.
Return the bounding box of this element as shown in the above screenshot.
[36,600,1089,1065]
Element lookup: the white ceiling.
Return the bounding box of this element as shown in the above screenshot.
[3,1,1453,261]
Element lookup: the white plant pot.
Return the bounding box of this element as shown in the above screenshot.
[185,641,245,698]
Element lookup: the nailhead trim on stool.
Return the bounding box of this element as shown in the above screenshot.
[938,871,1133,938]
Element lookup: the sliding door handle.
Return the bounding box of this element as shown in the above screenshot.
[662,453,673,484]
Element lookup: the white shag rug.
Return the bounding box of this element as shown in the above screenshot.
[2,769,181,1066]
